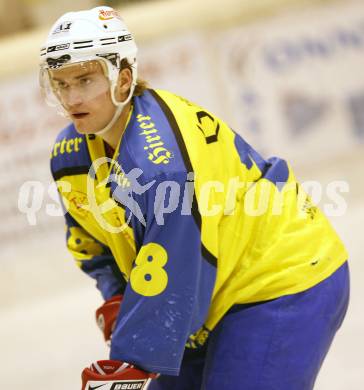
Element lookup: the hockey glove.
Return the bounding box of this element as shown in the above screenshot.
[96,295,123,342]
[81,360,157,390]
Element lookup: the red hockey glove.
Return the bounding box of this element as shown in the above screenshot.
[81,360,158,390]
[96,295,123,342]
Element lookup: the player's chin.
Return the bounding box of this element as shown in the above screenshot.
[73,121,97,134]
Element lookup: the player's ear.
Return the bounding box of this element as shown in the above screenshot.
[115,68,132,102]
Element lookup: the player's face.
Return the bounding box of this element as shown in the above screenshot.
[49,61,116,134]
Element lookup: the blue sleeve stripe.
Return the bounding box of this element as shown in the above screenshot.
[148,89,217,268]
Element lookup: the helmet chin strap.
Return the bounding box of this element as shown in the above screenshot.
[93,103,124,136]
[93,71,136,136]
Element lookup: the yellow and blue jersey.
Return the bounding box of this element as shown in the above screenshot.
[50,89,348,375]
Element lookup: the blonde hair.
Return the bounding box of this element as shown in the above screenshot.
[120,58,148,97]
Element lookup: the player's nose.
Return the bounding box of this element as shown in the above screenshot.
[64,87,84,107]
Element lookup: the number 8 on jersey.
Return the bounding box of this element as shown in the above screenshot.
[130,242,169,297]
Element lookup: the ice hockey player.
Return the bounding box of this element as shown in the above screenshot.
[40,6,350,390]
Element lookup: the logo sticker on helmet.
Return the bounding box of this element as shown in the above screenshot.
[47,44,70,53]
[46,54,71,68]
[118,34,132,42]
[52,21,72,34]
[99,9,121,21]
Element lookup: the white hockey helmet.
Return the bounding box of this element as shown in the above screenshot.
[39,6,138,133]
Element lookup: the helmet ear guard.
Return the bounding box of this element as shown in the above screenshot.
[96,54,138,107]
[39,6,138,134]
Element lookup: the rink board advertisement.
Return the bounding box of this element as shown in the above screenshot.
[1,0,363,246]
[216,0,364,163]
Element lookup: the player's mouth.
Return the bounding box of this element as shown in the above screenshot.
[71,112,89,120]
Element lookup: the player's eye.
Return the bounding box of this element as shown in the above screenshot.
[79,77,91,86]
[55,80,68,89]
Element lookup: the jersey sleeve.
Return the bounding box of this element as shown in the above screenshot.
[64,211,127,300]
[109,171,217,376]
